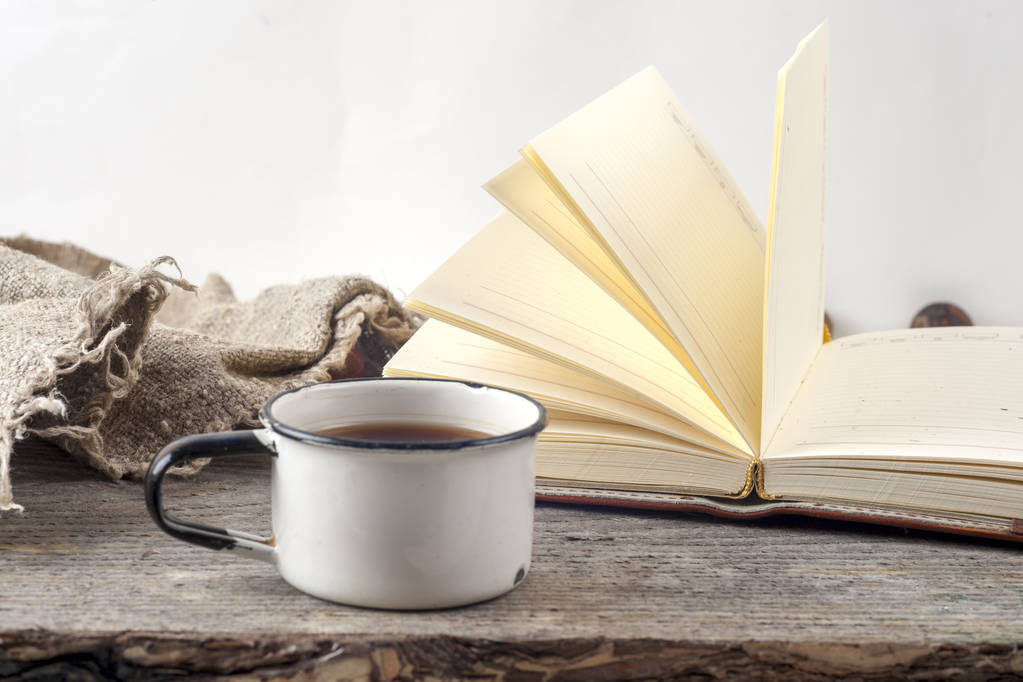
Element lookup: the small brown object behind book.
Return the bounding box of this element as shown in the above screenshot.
[910,302,973,328]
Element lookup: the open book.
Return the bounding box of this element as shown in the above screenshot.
[384,23,1023,542]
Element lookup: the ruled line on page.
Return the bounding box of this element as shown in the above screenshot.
[460,299,730,431]
[581,161,758,408]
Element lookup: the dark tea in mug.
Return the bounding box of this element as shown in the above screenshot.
[314,422,490,443]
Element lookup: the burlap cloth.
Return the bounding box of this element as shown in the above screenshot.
[0,236,419,512]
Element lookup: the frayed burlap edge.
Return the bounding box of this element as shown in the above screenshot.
[0,257,194,512]
[177,289,423,432]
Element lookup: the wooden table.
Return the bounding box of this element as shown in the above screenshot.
[1,439,1021,681]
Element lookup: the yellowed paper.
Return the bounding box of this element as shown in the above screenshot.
[766,327,1023,464]
[404,211,750,455]
[537,418,751,495]
[385,318,749,458]
[484,159,673,349]
[527,67,766,452]
[761,22,829,450]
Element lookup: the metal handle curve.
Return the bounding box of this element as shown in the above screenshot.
[145,429,277,563]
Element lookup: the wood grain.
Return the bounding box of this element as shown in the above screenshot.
[2,438,1022,680]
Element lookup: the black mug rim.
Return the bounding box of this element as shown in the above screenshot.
[258,377,548,451]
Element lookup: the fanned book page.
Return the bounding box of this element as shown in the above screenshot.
[385,323,751,495]
[484,159,662,336]
[761,22,829,450]
[526,67,767,452]
[763,327,1023,518]
[404,211,750,455]
[485,159,714,430]
[385,322,752,495]
[385,319,749,457]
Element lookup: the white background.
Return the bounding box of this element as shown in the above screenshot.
[1,0,1020,337]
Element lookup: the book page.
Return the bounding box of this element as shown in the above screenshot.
[384,318,749,458]
[527,67,766,452]
[537,418,752,495]
[761,23,829,450]
[486,158,723,429]
[485,160,672,346]
[764,327,1023,466]
[405,211,751,455]
[544,416,731,458]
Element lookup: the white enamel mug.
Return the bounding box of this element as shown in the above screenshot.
[145,378,546,609]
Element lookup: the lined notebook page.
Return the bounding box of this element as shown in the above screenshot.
[764,327,1023,465]
[485,160,671,346]
[544,417,729,458]
[486,159,719,425]
[384,319,747,457]
[761,22,829,450]
[528,67,766,452]
[539,418,751,495]
[405,211,750,455]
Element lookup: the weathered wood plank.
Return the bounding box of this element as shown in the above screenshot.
[2,438,1022,678]
[2,631,1023,681]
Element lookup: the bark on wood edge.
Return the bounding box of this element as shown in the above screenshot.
[2,630,1022,681]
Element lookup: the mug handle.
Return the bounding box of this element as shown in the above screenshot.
[145,429,277,563]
